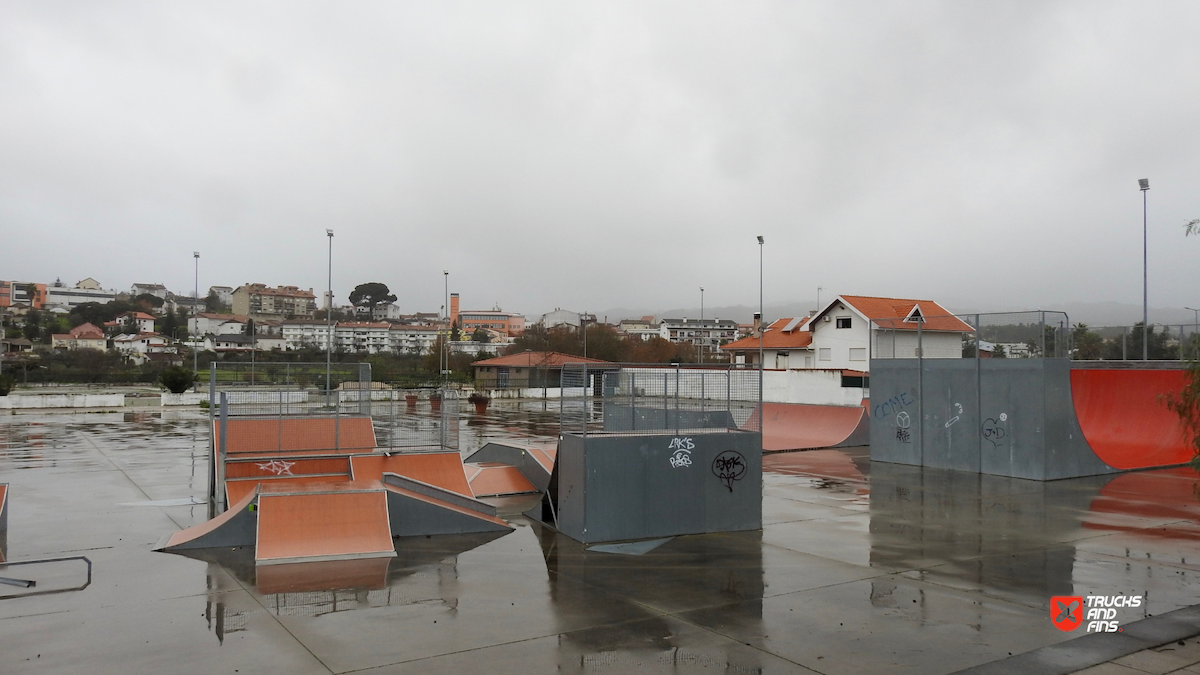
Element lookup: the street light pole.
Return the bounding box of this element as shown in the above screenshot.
[193,251,199,380]
[1140,179,1149,361]
[699,286,704,363]
[326,229,334,396]
[443,270,449,386]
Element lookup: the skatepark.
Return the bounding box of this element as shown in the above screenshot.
[1,350,1198,674]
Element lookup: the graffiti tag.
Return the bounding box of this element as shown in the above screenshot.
[669,437,694,468]
[873,391,915,420]
[981,417,1007,447]
[712,451,747,492]
[257,460,295,476]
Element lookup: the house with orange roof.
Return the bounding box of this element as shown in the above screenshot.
[50,323,108,351]
[721,295,972,373]
[719,295,972,405]
[472,351,613,392]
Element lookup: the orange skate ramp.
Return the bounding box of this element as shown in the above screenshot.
[156,488,259,551]
[255,481,396,565]
[753,403,870,452]
[381,474,512,537]
[465,463,538,497]
[214,416,377,455]
[463,442,556,492]
[1071,369,1193,470]
[226,473,356,506]
[350,453,472,497]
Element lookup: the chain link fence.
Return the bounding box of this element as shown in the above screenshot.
[559,362,761,437]
[872,311,1071,360]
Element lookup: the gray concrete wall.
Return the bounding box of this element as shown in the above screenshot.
[869,358,1116,480]
[553,431,762,543]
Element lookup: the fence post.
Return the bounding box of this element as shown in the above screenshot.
[334,390,341,451]
[218,392,228,513]
[1039,312,1045,357]
[629,371,636,432]
[1122,328,1127,360]
[278,390,283,453]
[975,314,982,470]
[674,362,681,436]
[917,317,923,464]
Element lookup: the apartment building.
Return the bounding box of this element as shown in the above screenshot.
[231,283,317,319]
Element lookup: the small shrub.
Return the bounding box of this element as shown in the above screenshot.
[467,392,490,404]
[0,373,15,396]
[159,366,196,394]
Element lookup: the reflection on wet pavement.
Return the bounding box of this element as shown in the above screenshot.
[1,409,1199,674]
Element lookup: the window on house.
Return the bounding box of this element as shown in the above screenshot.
[818,348,831,361]
[775,353,789,370]
[836,317,852,329]
[841,374,870,388]
[849,348,866,361]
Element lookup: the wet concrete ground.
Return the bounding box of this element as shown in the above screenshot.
[2,405,1200,674]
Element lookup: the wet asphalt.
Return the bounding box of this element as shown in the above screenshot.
[2,405,1199,674]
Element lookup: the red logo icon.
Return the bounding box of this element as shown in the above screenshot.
[1051,596,1084,631]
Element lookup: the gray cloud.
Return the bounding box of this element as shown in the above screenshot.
[1,1,1197,319]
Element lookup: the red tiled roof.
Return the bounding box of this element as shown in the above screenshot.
[197,313,250,322]
[68,323,105,339]
[336,322,391,329]
[837,295,974,332]
[117,311,156,321]
[721,317,813,351]
[472,351,612,368]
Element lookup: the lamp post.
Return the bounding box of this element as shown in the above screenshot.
[699,286,704,363]
[193,251,199,381]
[326,229,333,397]
[442,270,449,386]
[1139,179,1149,361]
[757,236,764,407]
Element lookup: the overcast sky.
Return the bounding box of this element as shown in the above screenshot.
[2,1,1197,320]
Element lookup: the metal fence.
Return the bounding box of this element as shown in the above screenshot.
[212,388,459,453]
[209,361,371,390]
[871,311,1200,362]
[559,362,761,437]
[872,311,1072,361]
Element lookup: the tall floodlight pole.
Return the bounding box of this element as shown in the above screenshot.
[326,229,334,396]
[757,236,764,407]
[443,270,449,386]
[193,251,199,379]
[699,286,705,363]
[1139,179,1149,361]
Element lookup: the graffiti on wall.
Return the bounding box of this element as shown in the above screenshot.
[982,413,1008,447]
[712,451,747,492]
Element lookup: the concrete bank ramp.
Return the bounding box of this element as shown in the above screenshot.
[380,473,512,537]
[1071,368,1193,470]
[255,480,396,565]
[752,403,870,452]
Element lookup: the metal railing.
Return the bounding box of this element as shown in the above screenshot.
[559,362,761,437]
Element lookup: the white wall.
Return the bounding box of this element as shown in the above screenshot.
[871,330,962,359]
[762,369,867,406]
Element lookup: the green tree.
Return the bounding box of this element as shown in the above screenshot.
[159,366,196,393]
[1072,324,1104,360]
[132,293,164,312]
[348,282,397,320]
[471,327,492,343]
[450,320,461,342]
[204,289,229,313]
[23,310,41,341]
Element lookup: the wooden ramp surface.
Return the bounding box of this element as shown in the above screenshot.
[465,463,538,497]
[214,417,377,455]
[256,481,395,565]
[351,453,473,497]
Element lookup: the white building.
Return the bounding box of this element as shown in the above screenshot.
[112,333,172,365]
[131,283,168,300]
[46,278,117,309]
[189,313,250,337]
[208,286,234,308]
[659,317,739,351]
[539,308,584,328]
[279,320,442,355]
[722,295,971,372]
[113,311,156,334]
[617,317,660,341]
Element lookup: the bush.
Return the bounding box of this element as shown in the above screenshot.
[0,373,14,396]
[159,366,196,394]
[467,392,490,404]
